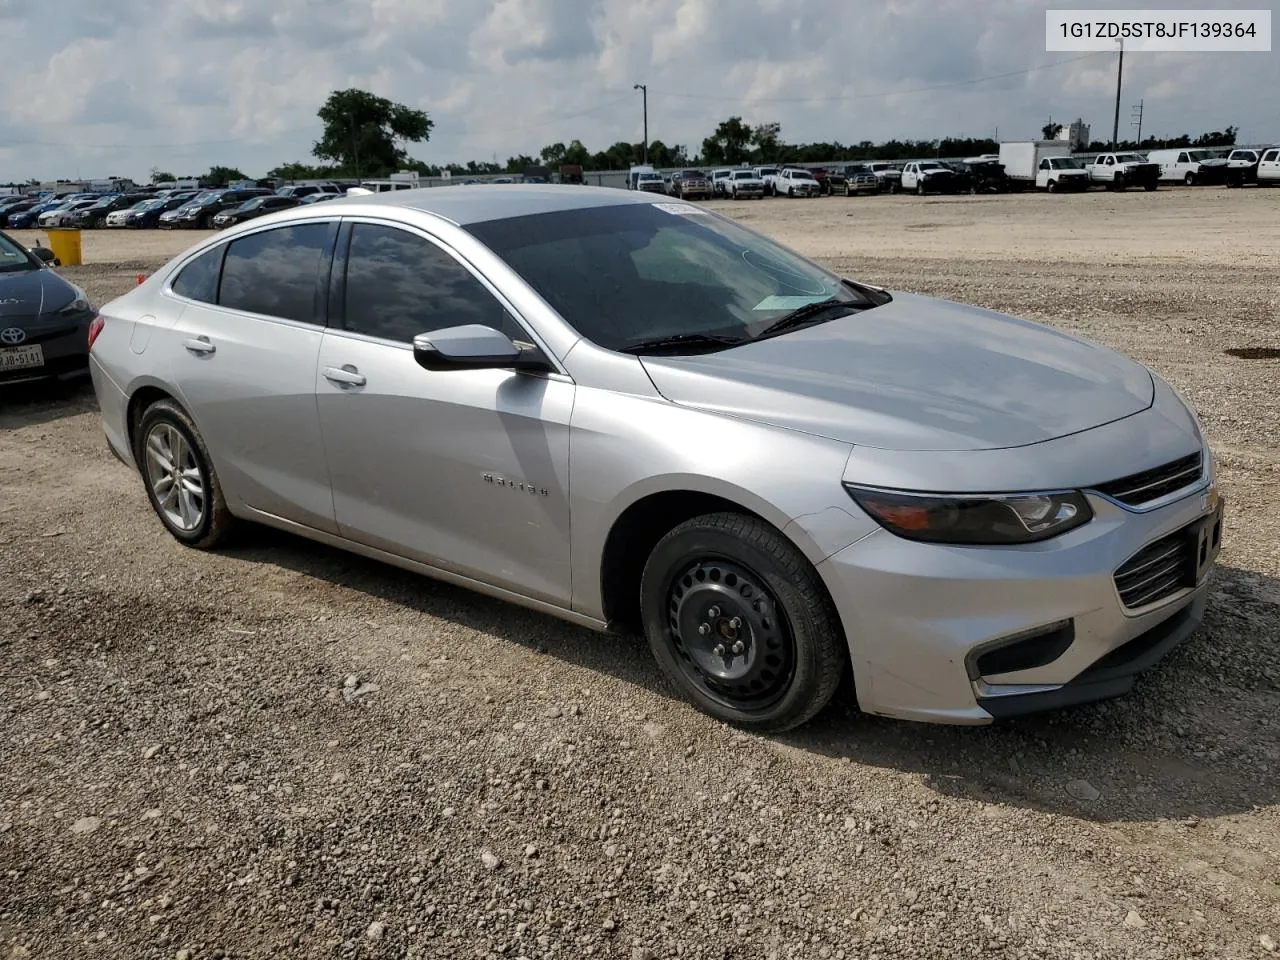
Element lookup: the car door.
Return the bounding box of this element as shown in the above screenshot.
[162,221,339,533]
[315,219,575,607]
[1259,149,1280,182]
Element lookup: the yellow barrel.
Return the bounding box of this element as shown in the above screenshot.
[46,228,82,267]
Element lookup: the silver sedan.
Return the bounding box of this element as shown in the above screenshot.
[88,185,1222,730]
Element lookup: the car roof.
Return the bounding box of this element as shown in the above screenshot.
[302,184,667,226]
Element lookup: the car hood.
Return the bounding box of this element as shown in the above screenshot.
[639,292,1154,452]
[0,268,75,317]
[1198,158,1229,167]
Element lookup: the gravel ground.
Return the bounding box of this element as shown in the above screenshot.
[3,189,1279,960]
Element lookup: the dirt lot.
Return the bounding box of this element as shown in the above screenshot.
[3,189,1279,960]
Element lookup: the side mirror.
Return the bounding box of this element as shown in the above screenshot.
[31,246,57,265]
[413,324,551,373]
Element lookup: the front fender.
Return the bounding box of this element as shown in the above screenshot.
[567,386,875,619]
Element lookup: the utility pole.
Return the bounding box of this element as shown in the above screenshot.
[1111,40,1124,150]
[633,83,648,165]
[1131,99,1144,148]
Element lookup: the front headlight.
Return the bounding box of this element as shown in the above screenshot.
[844,485,1093,545]
[60,297,91,315]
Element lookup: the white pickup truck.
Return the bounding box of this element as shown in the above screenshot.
[1224,148,1261,186]
[1258,147,1280,185]
[1088,153,1160,191]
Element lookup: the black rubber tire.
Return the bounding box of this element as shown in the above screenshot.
[640,512,846,732]
[134,398,235,549]
[1113,173,1125,191]
[916,181,926,196]
[1047,179,1058,193]
[1184,172,1195,186]
[1143,182,1158,192]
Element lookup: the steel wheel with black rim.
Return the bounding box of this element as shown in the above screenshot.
[640,512,846,731]
[135,398,234,549]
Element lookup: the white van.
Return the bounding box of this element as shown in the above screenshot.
[627,165,657,190]
[1145,148,1229,185]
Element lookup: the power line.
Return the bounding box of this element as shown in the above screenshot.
[646,52,1109,105]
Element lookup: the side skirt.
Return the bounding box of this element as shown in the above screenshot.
[239,506,610,633]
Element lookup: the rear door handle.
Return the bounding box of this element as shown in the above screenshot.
[183,336,215,355]
[323,365,366,387]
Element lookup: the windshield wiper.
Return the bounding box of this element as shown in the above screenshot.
[753,298,863,341]
[618,331,746,354]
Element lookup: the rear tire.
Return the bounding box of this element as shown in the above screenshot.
[134,399,234,549]
[640,512,846,732]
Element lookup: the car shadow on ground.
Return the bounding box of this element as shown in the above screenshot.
[0,378,96,430]
[224,526,1279,824]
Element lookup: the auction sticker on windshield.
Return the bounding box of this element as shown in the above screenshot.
[753,295,836,311]
[652,203,711,216]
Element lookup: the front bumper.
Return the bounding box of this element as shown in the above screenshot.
[0,315,93,385]
[817,463,1220,724]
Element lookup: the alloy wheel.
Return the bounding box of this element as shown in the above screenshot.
[144,423,205,531]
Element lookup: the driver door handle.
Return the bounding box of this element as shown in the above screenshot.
[323,365,366,387]
[183,336,215,355]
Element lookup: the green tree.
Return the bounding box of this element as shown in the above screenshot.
[204,166,247,187]
[562,139,591,167]
[149,167,175,183]
[268,161,334,180]
[702,117,753,165]
[505,154,537,173]
[313,89,433,179]
[1042,121,1063,140]
[751,122,782,162]
[540,142,567,166]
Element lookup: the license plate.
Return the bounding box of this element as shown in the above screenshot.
[0,344,44,370]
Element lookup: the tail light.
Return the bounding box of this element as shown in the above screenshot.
[87,314,104,350]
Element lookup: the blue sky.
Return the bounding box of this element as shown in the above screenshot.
[0,0,1273,181]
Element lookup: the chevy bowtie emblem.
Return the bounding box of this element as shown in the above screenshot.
[0,327,26,345]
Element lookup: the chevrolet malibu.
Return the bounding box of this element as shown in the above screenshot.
[87,186,1223,730]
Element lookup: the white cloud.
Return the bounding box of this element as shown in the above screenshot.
[0,0,1273,181]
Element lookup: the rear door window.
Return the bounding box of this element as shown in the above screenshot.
[218,223,332,323]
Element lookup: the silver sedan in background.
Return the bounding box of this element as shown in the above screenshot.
[87,186,1222,730]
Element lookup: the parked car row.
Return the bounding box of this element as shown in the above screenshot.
[0,181,347,231]
[617,144,1278,204]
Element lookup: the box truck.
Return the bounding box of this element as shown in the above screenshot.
[997,141,1089,191]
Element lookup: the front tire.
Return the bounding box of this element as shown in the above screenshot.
[1184,171,1195,186]
[1047,179,1058,193]
[135,399,234,549]
[640,513,846,732]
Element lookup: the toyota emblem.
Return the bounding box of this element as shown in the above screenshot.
[0,327,26,345]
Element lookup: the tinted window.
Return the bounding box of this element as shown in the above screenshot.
[218,223,330,322]
[342,224,519,343]
[171,245,224,303]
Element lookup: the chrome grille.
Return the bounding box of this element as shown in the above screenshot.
[1114,531,1191,609]
[1094,453,1202,507]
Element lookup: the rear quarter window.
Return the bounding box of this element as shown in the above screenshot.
[170,245,225,304]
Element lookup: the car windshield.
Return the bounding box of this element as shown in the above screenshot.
[917,161,945,170]
[756,167,778,175]
[638,174,662,182]
[682,170,704,177]
[1114,154,1144,163]
[1187,150,1212,161]
[1052,158,1084,169]
[133,199,161,210]
[466,203,876,352]
[88,197,117,209]
[0,232,36,273]
[238,197,267,210]
[789,170,815,180]
[732,171,755,179]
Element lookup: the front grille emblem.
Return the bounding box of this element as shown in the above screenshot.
[0,327,26,345]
